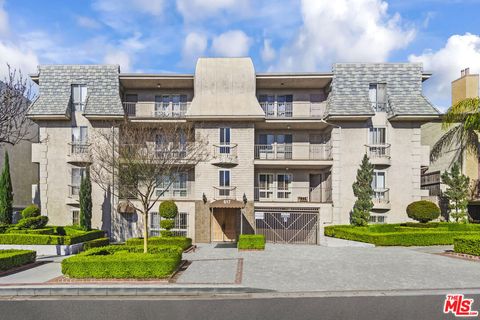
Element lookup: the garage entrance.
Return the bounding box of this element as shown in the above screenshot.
[255,208,319,244]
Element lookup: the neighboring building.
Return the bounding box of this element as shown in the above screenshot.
[421,68,480,220]
[0,81,39,216]
[28,58,438,244]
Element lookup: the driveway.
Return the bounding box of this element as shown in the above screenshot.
[178,243,480,292]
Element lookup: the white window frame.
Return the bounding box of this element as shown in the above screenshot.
[71,209,80,226]
[218,169,231,197]
[156,172,188,198]
[150,211,189,237]
[72,84,87,112]
[276,173,292,199]
[372,170,387,200]
[258,173,274,199]
[70,167,86,196]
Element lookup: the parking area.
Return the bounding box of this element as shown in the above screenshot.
[179,243,480,292]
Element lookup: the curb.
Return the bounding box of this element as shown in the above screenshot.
[0,285,273,296]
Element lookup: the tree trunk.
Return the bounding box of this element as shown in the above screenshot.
[143,209,149,253]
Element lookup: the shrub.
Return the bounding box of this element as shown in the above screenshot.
[406,200,440,223]
[0,249,36,271]
[160,220,175,230]
[21,204,41,219]
[83,238,110,250]
[454,236,480,256]
[62,245,182,279]
[238,234,265,250]
[159,200,178,237]
[16,216,48,229]
[0,229,104,245]
[126,236,192,250]
[6,228,54,235]
[325,225,480,246]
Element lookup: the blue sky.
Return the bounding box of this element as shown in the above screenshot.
[1,0,480,110]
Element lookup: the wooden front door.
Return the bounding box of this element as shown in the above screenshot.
[212,208,239,242]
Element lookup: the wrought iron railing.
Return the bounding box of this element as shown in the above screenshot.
[213,186,237,200]
[254,186,332,203]
[366,144,391,159]
[372,188,389,204]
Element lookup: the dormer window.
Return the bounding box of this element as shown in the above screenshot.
[369,83,387,112]
[72,84,87,112]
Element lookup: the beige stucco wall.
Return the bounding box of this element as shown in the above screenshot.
[452,74,479,105]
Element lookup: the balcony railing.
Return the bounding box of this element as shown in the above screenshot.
[155,185,191,198]
[254,144,332,160]
[254,186,332,203]
[260,101,326,118]
[371,102,390,113]
[123,102,188,118]
[69,141,89,154]
[366,144,390,159]
[372,188,389,205]
[212,144,238,163]
[213,186,237,200]
[261,102,293,118]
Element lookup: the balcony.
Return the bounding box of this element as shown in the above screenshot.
[260,102,326,119]
[372,188,390,210]
[123,102,189,119]
[254,143,332,167]
[254,187,332,203]
[366,144,391,165]
[213,186,237,200]
[155,185,192,199]
[371,102,390,113]
[67,142,91,163]
[212,144,238,165]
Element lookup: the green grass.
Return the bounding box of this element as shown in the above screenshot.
[238,235,265,250]
[61,245,182,279]
[454,236,480,256]
[0,250,36,271]
[125,236,192,251]
[325,223,480,246]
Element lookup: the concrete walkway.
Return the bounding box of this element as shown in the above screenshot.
[0,256,65,284]
[179,243,480,292]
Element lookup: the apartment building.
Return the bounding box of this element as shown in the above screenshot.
[421,68,480,220]
[27,58,439,244]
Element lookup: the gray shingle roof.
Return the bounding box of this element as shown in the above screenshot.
[327,63,440,117]
[28,65,124,116]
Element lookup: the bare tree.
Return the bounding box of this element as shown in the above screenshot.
[0,65,36,145]
[90,121,209,253]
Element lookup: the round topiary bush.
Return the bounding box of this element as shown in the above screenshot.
[406,200,440,223]
[21,204,41,219]
[159,200,178,237]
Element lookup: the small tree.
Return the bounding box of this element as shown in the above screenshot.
[406,200,440,223]
[441,163,470,222]
[159,200,178,237]
[351,154,374,226]
[79,167,92,230]
[0,151,13,224]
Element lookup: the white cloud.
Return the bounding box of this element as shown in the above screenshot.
[211,30,251,57]
[104,51,131,72]
[0,41,39,77]
[0,0,8,36]
[182,32,207,66]
[76,16,101,29]
[261,39,276,62]
[409,33,480,110]
[176,0,241,22]
[272,0,415,71]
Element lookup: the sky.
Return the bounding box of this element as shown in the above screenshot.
[1,0,480,111]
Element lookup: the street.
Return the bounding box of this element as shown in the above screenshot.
[0,291,478,320]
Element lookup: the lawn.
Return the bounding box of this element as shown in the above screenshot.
[62,244,183,279]
[325,223,480,246]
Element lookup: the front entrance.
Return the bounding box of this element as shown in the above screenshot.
[211,208,240,242]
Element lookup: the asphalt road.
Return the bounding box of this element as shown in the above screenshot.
[1,292,478,320]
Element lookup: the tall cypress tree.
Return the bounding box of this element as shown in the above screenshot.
[0,151,13,224]
[79,167,92,230]
[351,154,374,226]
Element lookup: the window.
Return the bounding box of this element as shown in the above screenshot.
[71,126,88,154]
[219,170,231,196]
[369,127,386,145]
[125,94,138,116]
[156,172,188,197]
[257,134,292,159]
[259,95,293,117]
[72,209,80,225]
[72,85,87,112]
[369,215,386,224]
[259,95,275,116]
[277,173,292,199]
[219,127,231,154]
[277,95,293,117]
[154,94,187,117]
[369,83,387,112]
[258,173,274,199]
[372,170,387,201]
[150,211,188,237]
[70,167,86,196]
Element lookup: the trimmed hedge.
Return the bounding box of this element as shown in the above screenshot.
[325,224,480,246]
[454,236,480,256]
[62,245,182,279]
[406,200,440,223]
[6,228,55,235]
[0,229,105,245]
[125,236,192,250]
[83,238,110,250]
[0,249,36,271]
[21,204,41,219]
[16,216,48,229]
[238,235,265,250]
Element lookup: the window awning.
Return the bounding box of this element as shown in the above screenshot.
[210,199,244,209]
[117,201,136,214]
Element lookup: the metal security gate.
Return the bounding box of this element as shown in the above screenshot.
[255,209,318,244]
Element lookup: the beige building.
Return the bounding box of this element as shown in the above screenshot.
[421,68,480,220]
[28,58,439,243]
